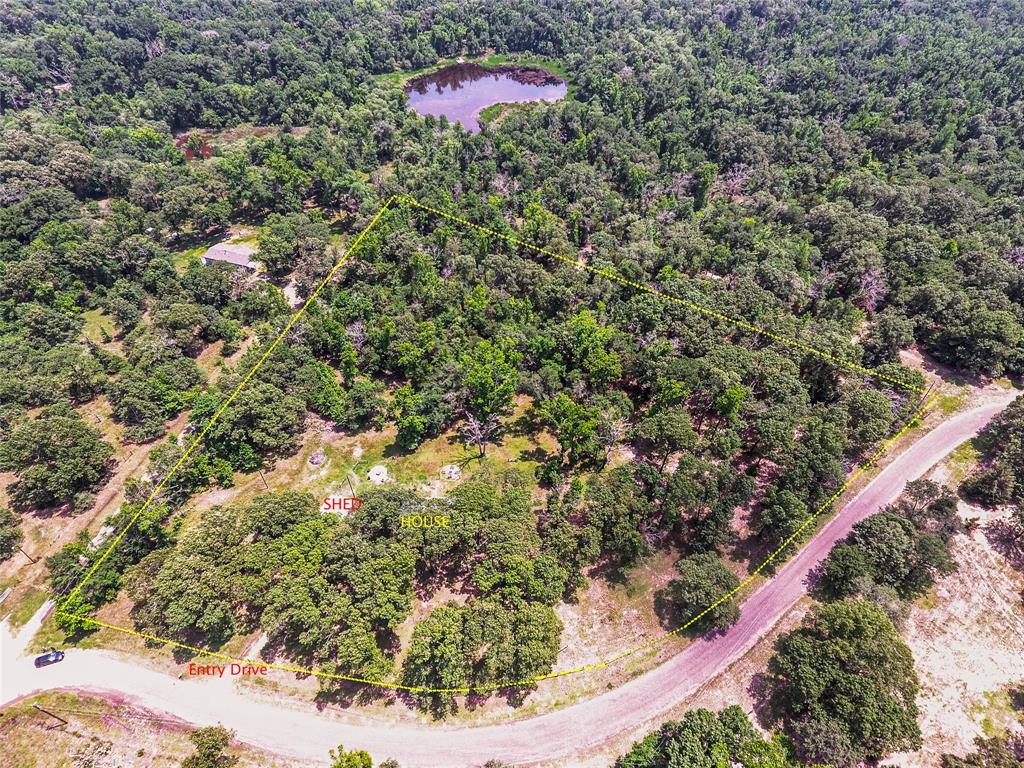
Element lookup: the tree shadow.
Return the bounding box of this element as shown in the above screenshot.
[1008,684,1024,713]
[391,689,463,720]
[412,559,471,602]
[258,628,396,710]
[462,684,534,712]
[651,586,737,642]
[913,349,992,390]
[584,558,631,588]
[517,446,549,464]
[382,441,411,459]
[17,498,76,520]
[804,558,829,598]
[985,519,1024,570]
[163,623,239,665]
[729,531,778,578]
[463,690,492,711]
[652,586,678,631]
[314,679,396,710]
[508,410,544,438]
[747,671,775,729]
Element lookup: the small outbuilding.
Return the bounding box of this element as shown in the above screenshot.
[201,242,259,271]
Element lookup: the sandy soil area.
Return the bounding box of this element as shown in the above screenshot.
[884,502,1024,765]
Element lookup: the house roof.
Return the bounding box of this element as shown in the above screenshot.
[202,242,259,269]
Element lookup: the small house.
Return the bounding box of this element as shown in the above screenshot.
[201,242,259,272]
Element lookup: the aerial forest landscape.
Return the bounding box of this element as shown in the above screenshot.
[1,1,1024,767]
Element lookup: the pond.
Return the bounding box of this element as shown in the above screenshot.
[406,63,567,133]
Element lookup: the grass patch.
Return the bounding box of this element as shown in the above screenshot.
[915,586,940,610]
[173,243,210,273]
[316,399,554,499]
[479,100,536,126]
[2,690,290,768]
[481,52,569,79]
[971,689,1019,738]
[937,390,967,415]
[4,586,48,628]
[81,308,114,343]
[219,630,260,658]
[947,439,982,484]
[478,102,506,123]
[29,613,66,653]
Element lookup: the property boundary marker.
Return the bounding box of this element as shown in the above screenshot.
[54,194,933,695]
[397,196,924,395]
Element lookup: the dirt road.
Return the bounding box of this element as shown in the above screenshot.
[1,394,1017,767]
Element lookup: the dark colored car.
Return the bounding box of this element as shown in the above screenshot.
[33,650,65,668]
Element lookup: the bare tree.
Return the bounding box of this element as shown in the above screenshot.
[461,412,501,458]
[597,417,626,469]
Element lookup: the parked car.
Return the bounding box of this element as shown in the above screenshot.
[33,650,65,668]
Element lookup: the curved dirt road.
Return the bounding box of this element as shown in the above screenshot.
[2,393,1017,767]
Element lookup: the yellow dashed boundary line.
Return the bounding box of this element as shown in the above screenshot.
[58,196,399,611]
[55,196,932,695]
[397,196,924,395]
[55,396,936,693]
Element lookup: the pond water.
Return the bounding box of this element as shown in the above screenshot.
[406,63,567,132]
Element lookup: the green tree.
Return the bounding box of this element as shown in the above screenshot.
[819,506,957,601]
[328,745,373,768]
[459,338,521,456]
[565,310,622,387]
[539,393,600,465]
[767,600,921,766]
[461,339,520,420]
[54,592,96,637]
[843,388,894,453]
[631,408,697,469]
[392,384,429,451]
[181,726,239,768]
[616,705,806,768]
[196,382,305,471]
[818,543,872,598]
[400,603,468,716]
[0,406,113,511]
[662,553,741,634]
[760,487,810,550]
[0,507,23,561]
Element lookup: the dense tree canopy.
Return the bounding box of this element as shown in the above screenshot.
[963,398,1024,508]
[766,600,922,767]
[0,405,112,511]
[616,705,809,768]
[3,0,1021,728]
[818,479,960,608]
[0,506,23,561]
[660,552,741,634]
